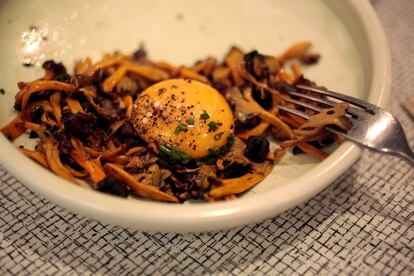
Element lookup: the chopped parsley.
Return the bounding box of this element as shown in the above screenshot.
[208,121,219,132]
[200,110,210,120]
[175,123,187,134]
[214,132,224,141]
[0,88,5,95]
[186,117,195,125]
[197,134,235,165]
[159,144,191,164]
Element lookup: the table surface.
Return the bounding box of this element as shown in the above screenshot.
[1,0,413,275]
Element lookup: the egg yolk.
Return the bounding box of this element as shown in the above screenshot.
[132,79,234,159]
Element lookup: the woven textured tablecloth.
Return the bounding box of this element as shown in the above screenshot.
[1,1,413,275]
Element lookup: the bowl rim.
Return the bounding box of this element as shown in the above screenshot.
[0,0,391,232]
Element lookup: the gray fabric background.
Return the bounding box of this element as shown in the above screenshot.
[1,0,413,275]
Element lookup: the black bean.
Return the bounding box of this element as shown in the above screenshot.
[29,130,39,139]
[222,163,251,179]
[97,176,129,197]
[252,85,273,110]
[244,135,270,163]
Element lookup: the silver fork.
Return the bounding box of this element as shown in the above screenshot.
[277,84,414,167]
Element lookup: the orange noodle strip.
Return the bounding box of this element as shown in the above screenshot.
[19,148,49,168]
[124,95,133,118]
[178,67,210,84]
[237,121,270,140]
[224,46,245,86]
[240,70,284,103]
[80,54,126,75]
[291,63,302,80]
[192,59,208,73]
[41,113,57,127]
[102,62,169,92]
[104,155,129,165]
[277,41,312,63]
[42,136,76,182]
[65,98,85,113]
[287,112,307,126]
[20,80,76,109]
[106,139,117,151]
[277,70,294,84]
[126,146,145,156]
[49,92,62,124]
[155,61,178,73]
[71,151,106,186]
[279,115,301,128]
[104,163,179,202]
[297,142,328,160]
[23,121,41,131]
[1,113,26,141]
[229,87,293,138]
[64,164,88,178]
[84,144,125,159]
[209,163,272,199]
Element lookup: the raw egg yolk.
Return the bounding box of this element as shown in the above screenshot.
[132,79,234,159]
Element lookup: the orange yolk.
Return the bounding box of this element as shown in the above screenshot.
[132,79,234,158]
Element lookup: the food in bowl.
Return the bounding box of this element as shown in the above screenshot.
[1,42,351,202]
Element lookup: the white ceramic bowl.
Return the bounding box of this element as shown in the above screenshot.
[0,0,390,232]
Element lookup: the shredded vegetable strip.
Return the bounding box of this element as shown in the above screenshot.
[23,121,41,131]
[71,151,106,185]
[19,148,49,168]
[0,113,26,141]
[278,41,312,63]
[64,165,88,178]
[237,121,270,140]
[104,163,179,202]
[124,95,133,118]
[84,145,125,159]
[102,62,169,92]
[297,142,328,160]
[50,92,62,125]
[65,98,84,113]
[19,80,76,109]
[126,147,145,156]
[43,136,76,182]
[209,164,272,199]
[225,47,244,86]
[179,67,210,84]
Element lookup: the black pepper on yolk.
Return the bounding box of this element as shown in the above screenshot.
[132,79,234,158]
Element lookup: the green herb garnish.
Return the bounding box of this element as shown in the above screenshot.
[186,117,195,125]
[159,144,191,164]
[0,88,5,95]
[175,123,187,134]
[208,121,219,132]
[200,110,210,120]
[197,134,235,165]
[214,132,224,141]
